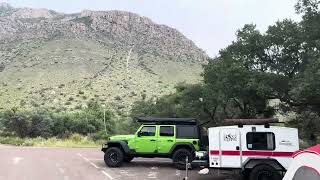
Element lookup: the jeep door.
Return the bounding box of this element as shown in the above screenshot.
[157,125,175,154]
[135,125,158,153]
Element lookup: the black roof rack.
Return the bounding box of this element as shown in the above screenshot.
[224,118,279,126]
[135,117,197,125]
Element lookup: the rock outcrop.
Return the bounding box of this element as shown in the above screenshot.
[0,4,207,62]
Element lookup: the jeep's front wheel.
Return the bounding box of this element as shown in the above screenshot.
[172,148,193,170]
[104,147,124,167]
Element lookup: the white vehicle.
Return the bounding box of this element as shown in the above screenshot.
[194,119,299,180]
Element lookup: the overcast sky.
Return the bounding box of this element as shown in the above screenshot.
[8,0,301,57]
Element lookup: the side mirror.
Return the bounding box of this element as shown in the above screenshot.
[137,132,142,137]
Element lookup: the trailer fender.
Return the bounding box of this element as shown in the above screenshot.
[243,158,285,171]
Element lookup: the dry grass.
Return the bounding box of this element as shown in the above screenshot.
[0,134,102,148]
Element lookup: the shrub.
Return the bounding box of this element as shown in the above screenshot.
[1,111,31,138]
[91,130,109,141]
[0,101,115,139]
[114,96,122,101]
[69,133,82,142]
[65,102,71,105]
[0,136,26,146]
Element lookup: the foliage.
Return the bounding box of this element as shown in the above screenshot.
[203,56,275,120]
[131,83,222,126]
[0,100,114,138]
[203,0,320,124]
[287,111,320,143]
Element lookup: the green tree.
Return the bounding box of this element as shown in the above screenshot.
[131,83,223,126]
[202,0,320,144]
[1,110,31,138]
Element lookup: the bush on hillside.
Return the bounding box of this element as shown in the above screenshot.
[0,101,115,138]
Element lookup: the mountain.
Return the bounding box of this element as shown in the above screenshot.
[0,3,208,113]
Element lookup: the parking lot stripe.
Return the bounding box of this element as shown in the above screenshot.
[90,162,100,169]
[77,153,114,179]
[101,170,114,180]
[88,158,103,161]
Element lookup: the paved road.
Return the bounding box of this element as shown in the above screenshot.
[0,144,235,180]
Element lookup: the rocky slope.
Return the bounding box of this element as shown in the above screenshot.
[0,3,207,113]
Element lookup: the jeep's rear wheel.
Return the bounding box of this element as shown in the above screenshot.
[172,148,193,170]
[124,155,134,162]
[104,147,124,167]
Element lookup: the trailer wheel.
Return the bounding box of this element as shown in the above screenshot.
[249,164,281,180]
[239,169,250,180]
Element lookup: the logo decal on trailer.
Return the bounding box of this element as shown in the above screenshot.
[279,140,293,146]
[224,133,237,141]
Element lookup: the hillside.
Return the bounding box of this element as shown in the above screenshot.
[0,3,208,113]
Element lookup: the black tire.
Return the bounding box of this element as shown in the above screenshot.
[124,155,134,162]
[249,164,282,180]
[104,147,124,167]
[238,169,250,180]
[172,148,193,170]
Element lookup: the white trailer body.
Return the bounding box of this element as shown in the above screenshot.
[208,125,299,170]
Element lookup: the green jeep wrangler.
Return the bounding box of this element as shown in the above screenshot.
[101,117,202,169]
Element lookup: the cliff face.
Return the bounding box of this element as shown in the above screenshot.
[0,3,206,62]
[0,3,207,111]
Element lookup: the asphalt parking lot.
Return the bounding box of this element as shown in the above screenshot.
[0,144,234,180]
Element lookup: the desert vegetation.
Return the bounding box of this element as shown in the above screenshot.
[0,100,115,146]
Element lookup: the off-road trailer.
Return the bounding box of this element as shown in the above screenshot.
[192,119,299,180]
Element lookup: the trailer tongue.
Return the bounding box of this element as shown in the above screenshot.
[193,119,299,180]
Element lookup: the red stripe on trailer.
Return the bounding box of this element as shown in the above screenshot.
[210,150,219,155]
[221,150,240,155]
[270,151,294,156]
[210,150,294,157]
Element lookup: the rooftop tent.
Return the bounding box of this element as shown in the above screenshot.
[135,117,197,125]
[283,144,320,180]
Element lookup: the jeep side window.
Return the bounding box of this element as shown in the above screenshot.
[246,132,275,150]
[139,126,156,136]
[176,125,199,139]
[160,126,174,136]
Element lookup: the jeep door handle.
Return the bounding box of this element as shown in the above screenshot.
[167,140,173,142]
[150,139,156,141]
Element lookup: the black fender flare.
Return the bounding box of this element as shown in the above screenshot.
[243,158,286,171]
[169,142,196,157]
[102,140,130,154]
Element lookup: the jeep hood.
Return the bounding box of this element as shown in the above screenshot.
[109,135,135,141]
